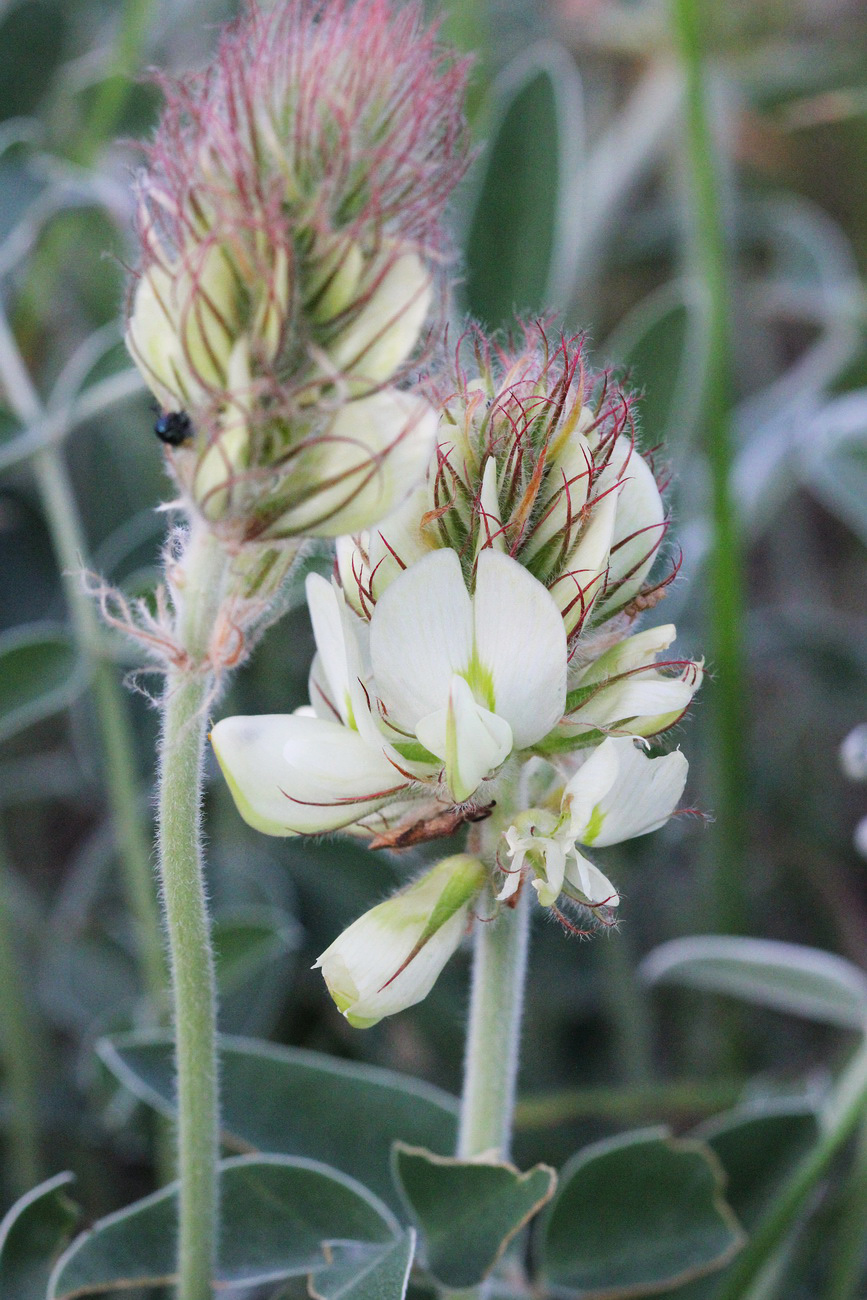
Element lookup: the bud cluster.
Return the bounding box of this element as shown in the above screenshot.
[338,325,697,745]
[339,324,672,628]
[126,0,470,541]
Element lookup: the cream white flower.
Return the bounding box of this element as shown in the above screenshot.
[498,737,688,910]
[315,854,485,1027]
[211,547,568,831]
[554,624,704,744]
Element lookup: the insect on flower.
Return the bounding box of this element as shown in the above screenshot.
[153,409,193,446]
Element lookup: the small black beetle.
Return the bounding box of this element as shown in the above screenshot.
[154,410,192,446]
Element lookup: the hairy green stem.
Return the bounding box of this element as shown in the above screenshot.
[458,880,531,1162]
[717,1043,867,1300]
[157,524,228,1300]
[0,306,166,1012]
[670,0,748,935]
[0,836,42,1197]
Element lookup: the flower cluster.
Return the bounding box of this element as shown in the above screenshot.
[126,0,469,542]
[213,326,703,1026]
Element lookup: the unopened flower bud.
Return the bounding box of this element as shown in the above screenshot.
[563,625,703,740]
[336,483,433,615]
[323,251,433,393]
[192,337,253,522]
[315,854,486,1027]
[591,436,666,617]
[126,244,243,411]
[303,235,366,326]
[551,484,621,635]
[264,390,439,539]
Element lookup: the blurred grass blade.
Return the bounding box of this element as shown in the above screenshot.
[642,936,867,1030]
[802,392,867,547]
[0,834,43,1198]
[0,622,85,744]
[715,1044,867,1300]
[670,0,748,935]
[462,42,583,327]
[0,300,167,1013]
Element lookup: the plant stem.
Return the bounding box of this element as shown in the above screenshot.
[717,1042,867,1300]
[458,882,531,1162]
[73,0,160,167]
[670,0,748,935]
[34,449,168,1009]
[824,1111,867,1300]
[157,524,228,1300]
[0,836,42,1198]
[0,305,167,1012]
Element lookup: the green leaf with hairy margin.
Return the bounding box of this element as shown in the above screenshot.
[697,1101,820,1232]
[641,937,867,1030]
[463,43,582,327]
[538,1128,744,1297]
[49,1155,397,1298]
[311,1229,416,1300]
[0,1173,78,1300]
[650,1103,823,1300]
[392,1144,555,1289]
[97,1032,458,1215]
[0,624,85,744]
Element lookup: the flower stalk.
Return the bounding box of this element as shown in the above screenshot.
[458,797,531,1162]
[156,524,229,1300]
[459,880,531,1161]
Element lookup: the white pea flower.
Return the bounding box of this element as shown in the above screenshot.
[553,625,704,745]
[315,854,486,1027]
[499,737,688,910]
[211,546,568,832]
